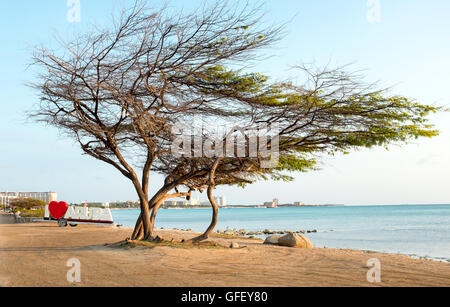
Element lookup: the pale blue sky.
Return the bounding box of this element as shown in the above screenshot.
[0,0,449,205]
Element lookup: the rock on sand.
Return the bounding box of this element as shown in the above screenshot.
[264,235,282,245]
[278,233,314,248]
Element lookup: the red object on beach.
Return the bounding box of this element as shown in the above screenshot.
[49,201,69,220]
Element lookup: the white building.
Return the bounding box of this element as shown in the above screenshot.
[215,196,227,207]
[163,200,178,207]
[189,198,200,206]
[0,192,57,206]
[265,198,279,208]
[163,200,193,207]
[176,201,188,207]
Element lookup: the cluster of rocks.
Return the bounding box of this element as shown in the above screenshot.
[216,228,318,237]
[264,233,314,249]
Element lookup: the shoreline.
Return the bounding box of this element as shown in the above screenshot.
[109,205,450,262]
[5,209,445,263]
[111,205,342,210]
[1,222,448,287]
[116,225,449,263]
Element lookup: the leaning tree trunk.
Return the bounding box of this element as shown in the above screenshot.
[139,199,153,240]
[131,190,168,240]
[190,157,222,243]
[127,174,154,241]
[132,204,157,241]
[189,185,219,243]
[144,200,165,241]
[132,213,144,240]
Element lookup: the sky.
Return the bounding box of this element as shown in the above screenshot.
[0,0,449,205]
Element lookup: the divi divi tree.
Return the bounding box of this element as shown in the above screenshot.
[30,0,440,241]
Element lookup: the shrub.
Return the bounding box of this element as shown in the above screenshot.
[11,198,47,211]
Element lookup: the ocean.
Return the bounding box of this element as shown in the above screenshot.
[112,204,450,262]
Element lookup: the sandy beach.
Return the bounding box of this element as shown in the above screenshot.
[0,220,449,287]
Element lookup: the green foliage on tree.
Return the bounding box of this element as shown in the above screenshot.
[29,0,442,242]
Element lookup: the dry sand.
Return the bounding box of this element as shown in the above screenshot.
[0,221,449,287]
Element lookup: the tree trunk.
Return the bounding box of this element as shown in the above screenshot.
[189,157,221,243]
[132,213,144,240]
[143,200,164,241]
[139,199,152,240]
[190,185,219,243]
[131,189,169,240]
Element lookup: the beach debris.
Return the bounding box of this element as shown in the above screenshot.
[152,236,163,244]
[264,235,282,245]
[278,233,314,248]
[229,242,240,249]
[224,229,235,236]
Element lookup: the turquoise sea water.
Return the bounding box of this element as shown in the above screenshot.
[112,204,450,261]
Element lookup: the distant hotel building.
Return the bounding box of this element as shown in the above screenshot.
[163,198,200,207]
[215,196,227,207]
[190,198,200,206]
[265,198,279,208]
[163,200,186,207]
[0,192,58,206]
[164,196,226,207]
